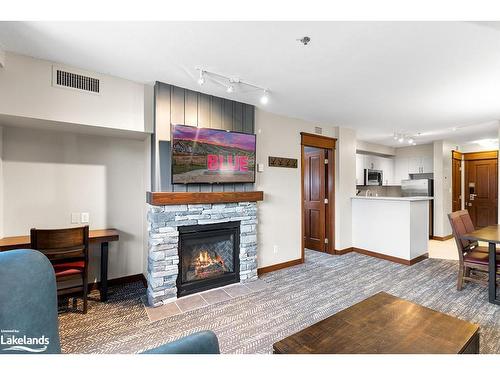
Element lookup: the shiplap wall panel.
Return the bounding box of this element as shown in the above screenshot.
[171,86,185,126]
[185,90,198,126]
[222,99,233,130]
[210,97,223,129]
[153,82,255,192]
[198,94,211,128]
[232,102,243,132]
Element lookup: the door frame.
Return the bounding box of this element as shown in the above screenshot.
[463,150,498,227]
[300,132,337,262]
[451,150,463,212]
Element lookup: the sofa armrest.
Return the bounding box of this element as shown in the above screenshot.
[141,330,220,354]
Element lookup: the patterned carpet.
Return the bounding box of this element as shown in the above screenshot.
[59,250,500,354]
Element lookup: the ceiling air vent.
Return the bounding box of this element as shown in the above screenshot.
[52,66,100,94]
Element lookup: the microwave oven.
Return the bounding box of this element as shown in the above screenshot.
[364,169,383,186]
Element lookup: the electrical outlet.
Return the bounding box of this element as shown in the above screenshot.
[71,213,80,224]
[273,245,279,254]
[81,212,90,223]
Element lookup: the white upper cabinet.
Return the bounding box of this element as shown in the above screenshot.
[422,156,433,173]
[408,156,433,174]
[392,145,434,185]
[395,157,409,184]
[356,153,395,185]
[356,154,365,185]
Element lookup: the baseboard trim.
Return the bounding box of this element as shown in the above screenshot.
[334,247,354,255]
[88,273,147,291]
[352,247,428,266]
[432,235,453,241]
[257,258,303,275]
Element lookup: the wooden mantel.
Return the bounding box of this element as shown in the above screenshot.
[147,191,264,206]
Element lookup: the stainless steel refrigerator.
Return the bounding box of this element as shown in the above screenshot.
[401,179,434,238]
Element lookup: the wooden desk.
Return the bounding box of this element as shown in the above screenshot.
[273,292,480,354]
[0,229,119,302]
[462,225,500,305]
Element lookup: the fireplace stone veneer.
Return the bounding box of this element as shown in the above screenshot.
[147,202,258,307]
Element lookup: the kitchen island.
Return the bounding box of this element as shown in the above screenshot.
[351,196,433,265]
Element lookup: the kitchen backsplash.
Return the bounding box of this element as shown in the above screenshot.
[356,185,402,197]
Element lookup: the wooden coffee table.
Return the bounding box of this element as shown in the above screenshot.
[273,292,479,354]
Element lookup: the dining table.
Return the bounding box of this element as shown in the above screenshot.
[461,225,500,305]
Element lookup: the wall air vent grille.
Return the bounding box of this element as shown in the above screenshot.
[314,126,323,135]
[53,67,100,94]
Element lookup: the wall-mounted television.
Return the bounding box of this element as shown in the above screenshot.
[171,124,256,184]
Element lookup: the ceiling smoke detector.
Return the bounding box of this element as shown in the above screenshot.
[297,36,311,45]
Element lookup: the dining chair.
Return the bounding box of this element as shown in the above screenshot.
[30,226,89,313]
[448,210,500,291]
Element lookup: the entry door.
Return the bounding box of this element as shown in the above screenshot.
[303,146,327,252]
[465,158,498,228]
[452,156,462,212]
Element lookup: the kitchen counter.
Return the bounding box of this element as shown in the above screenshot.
[351,196,430,264]
[352,196,433,201]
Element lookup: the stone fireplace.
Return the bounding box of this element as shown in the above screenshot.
[146,198,259,307]
[177,221,240,297]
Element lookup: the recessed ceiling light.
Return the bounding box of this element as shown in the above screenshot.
[452,127,457,131]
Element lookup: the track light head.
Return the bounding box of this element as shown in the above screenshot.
[197,70,205,86]
[260,91,269,105]
[226,85,234,93]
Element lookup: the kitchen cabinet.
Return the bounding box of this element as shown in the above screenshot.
[356,154,365,185]
[356,153,395,185]
[409,156,433,174]
[393,154,433,185]
[395,157,409,184]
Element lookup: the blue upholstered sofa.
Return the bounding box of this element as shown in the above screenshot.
[0,249,219,354]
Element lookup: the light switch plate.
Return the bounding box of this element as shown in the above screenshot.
[71,213,80,224]
[81,212,90,223]
[257,163,264,172]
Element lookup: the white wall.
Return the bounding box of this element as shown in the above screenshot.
[395,143,434,158]
[0,126,3,238]
[357,140,395,156]
[0,52,147,133]
[255,109,356,268]
[433,140,458,237]
[2,126,147,281]
[335,127,357,250]
[255,110,334,267]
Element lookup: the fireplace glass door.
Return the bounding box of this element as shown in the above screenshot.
[177,222,240,297]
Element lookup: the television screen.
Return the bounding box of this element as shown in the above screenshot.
[171,124,256,184]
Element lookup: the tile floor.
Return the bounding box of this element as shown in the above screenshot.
[143,279,268,322]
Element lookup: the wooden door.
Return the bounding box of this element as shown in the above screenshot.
[303,146,327,252]
[465,156,498,228]
[452,153,462,212]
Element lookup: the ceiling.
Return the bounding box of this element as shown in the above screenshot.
[1,21,500,146]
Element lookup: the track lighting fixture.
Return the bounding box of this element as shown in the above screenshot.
[260,91,269,105]
[393,131,417,145]
[195,67,269,105]
[197,70,205,86]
